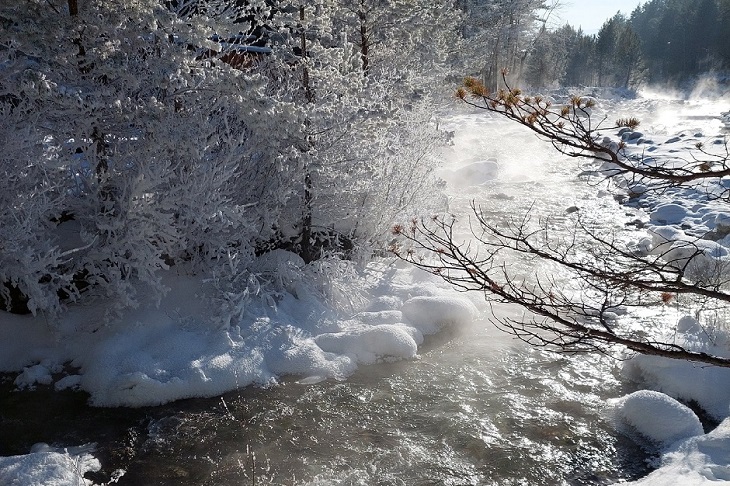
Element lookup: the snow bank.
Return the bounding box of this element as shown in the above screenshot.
[0,256,479,407]
[628,418,730,485]
[611,390,703,446]
[604,94,730,484]
[622,341,730,423]
[0,444,103,486]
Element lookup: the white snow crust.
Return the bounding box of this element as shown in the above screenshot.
[0,261,478,408]
[611,390,703,446]
[0,444,102,486]
[629,418,730,485]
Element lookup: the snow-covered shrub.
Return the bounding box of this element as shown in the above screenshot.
[0,1,272,315]
[0,0,449,320]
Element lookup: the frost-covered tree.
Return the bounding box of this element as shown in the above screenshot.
[614,23,643,89]
[1,0,450,317]
[255,0,448,261]
[0,0,296,315]
[457,0,560,88]
[524,24,571,88]
[331,0,459,87]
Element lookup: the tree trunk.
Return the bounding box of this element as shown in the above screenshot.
[358,0,370,77]
[299,4,315,262]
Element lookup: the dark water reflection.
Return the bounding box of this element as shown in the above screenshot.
[1,321,650,485]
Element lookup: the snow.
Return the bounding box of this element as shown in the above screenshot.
[0,252,482,480]
[628,418,730,485]
[441,159,499,187]
[437,86,730,484]
[315,324,421,365]
[610,390,704,446]
[401,295,479,334]
[0,444,102,486]
[0,258,478,408]
[649,203,689,224]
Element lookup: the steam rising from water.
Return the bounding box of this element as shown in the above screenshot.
[636,77,730,134]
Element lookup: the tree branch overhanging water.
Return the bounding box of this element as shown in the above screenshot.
[393,73,730,368]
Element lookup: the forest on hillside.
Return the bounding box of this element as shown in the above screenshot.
[523,0,730,88]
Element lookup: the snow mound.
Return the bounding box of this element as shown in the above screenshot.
[611,390,703,446]
[315,324,421,365]
[628,418,730,485]
[401,295,479,334]
[14,363,55,389]
[650,203,689,224]
[455,160,498,183]
[440,160,499,187]
[0,444,102,486]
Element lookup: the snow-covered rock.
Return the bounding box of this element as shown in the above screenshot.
[628,418,730,485]
[0,444,102,486]
[315,324,421,364]
[611,390,704,446]
[715,213,730,237]
[401,295,479,334]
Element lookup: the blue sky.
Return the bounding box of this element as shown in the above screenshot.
[555,0,645,34]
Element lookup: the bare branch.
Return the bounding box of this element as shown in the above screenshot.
[394,78,730,367]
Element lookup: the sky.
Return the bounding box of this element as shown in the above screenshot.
[555,0,645,35]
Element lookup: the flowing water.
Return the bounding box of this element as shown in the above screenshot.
[3,96,728,485]
[0,329,649,485]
